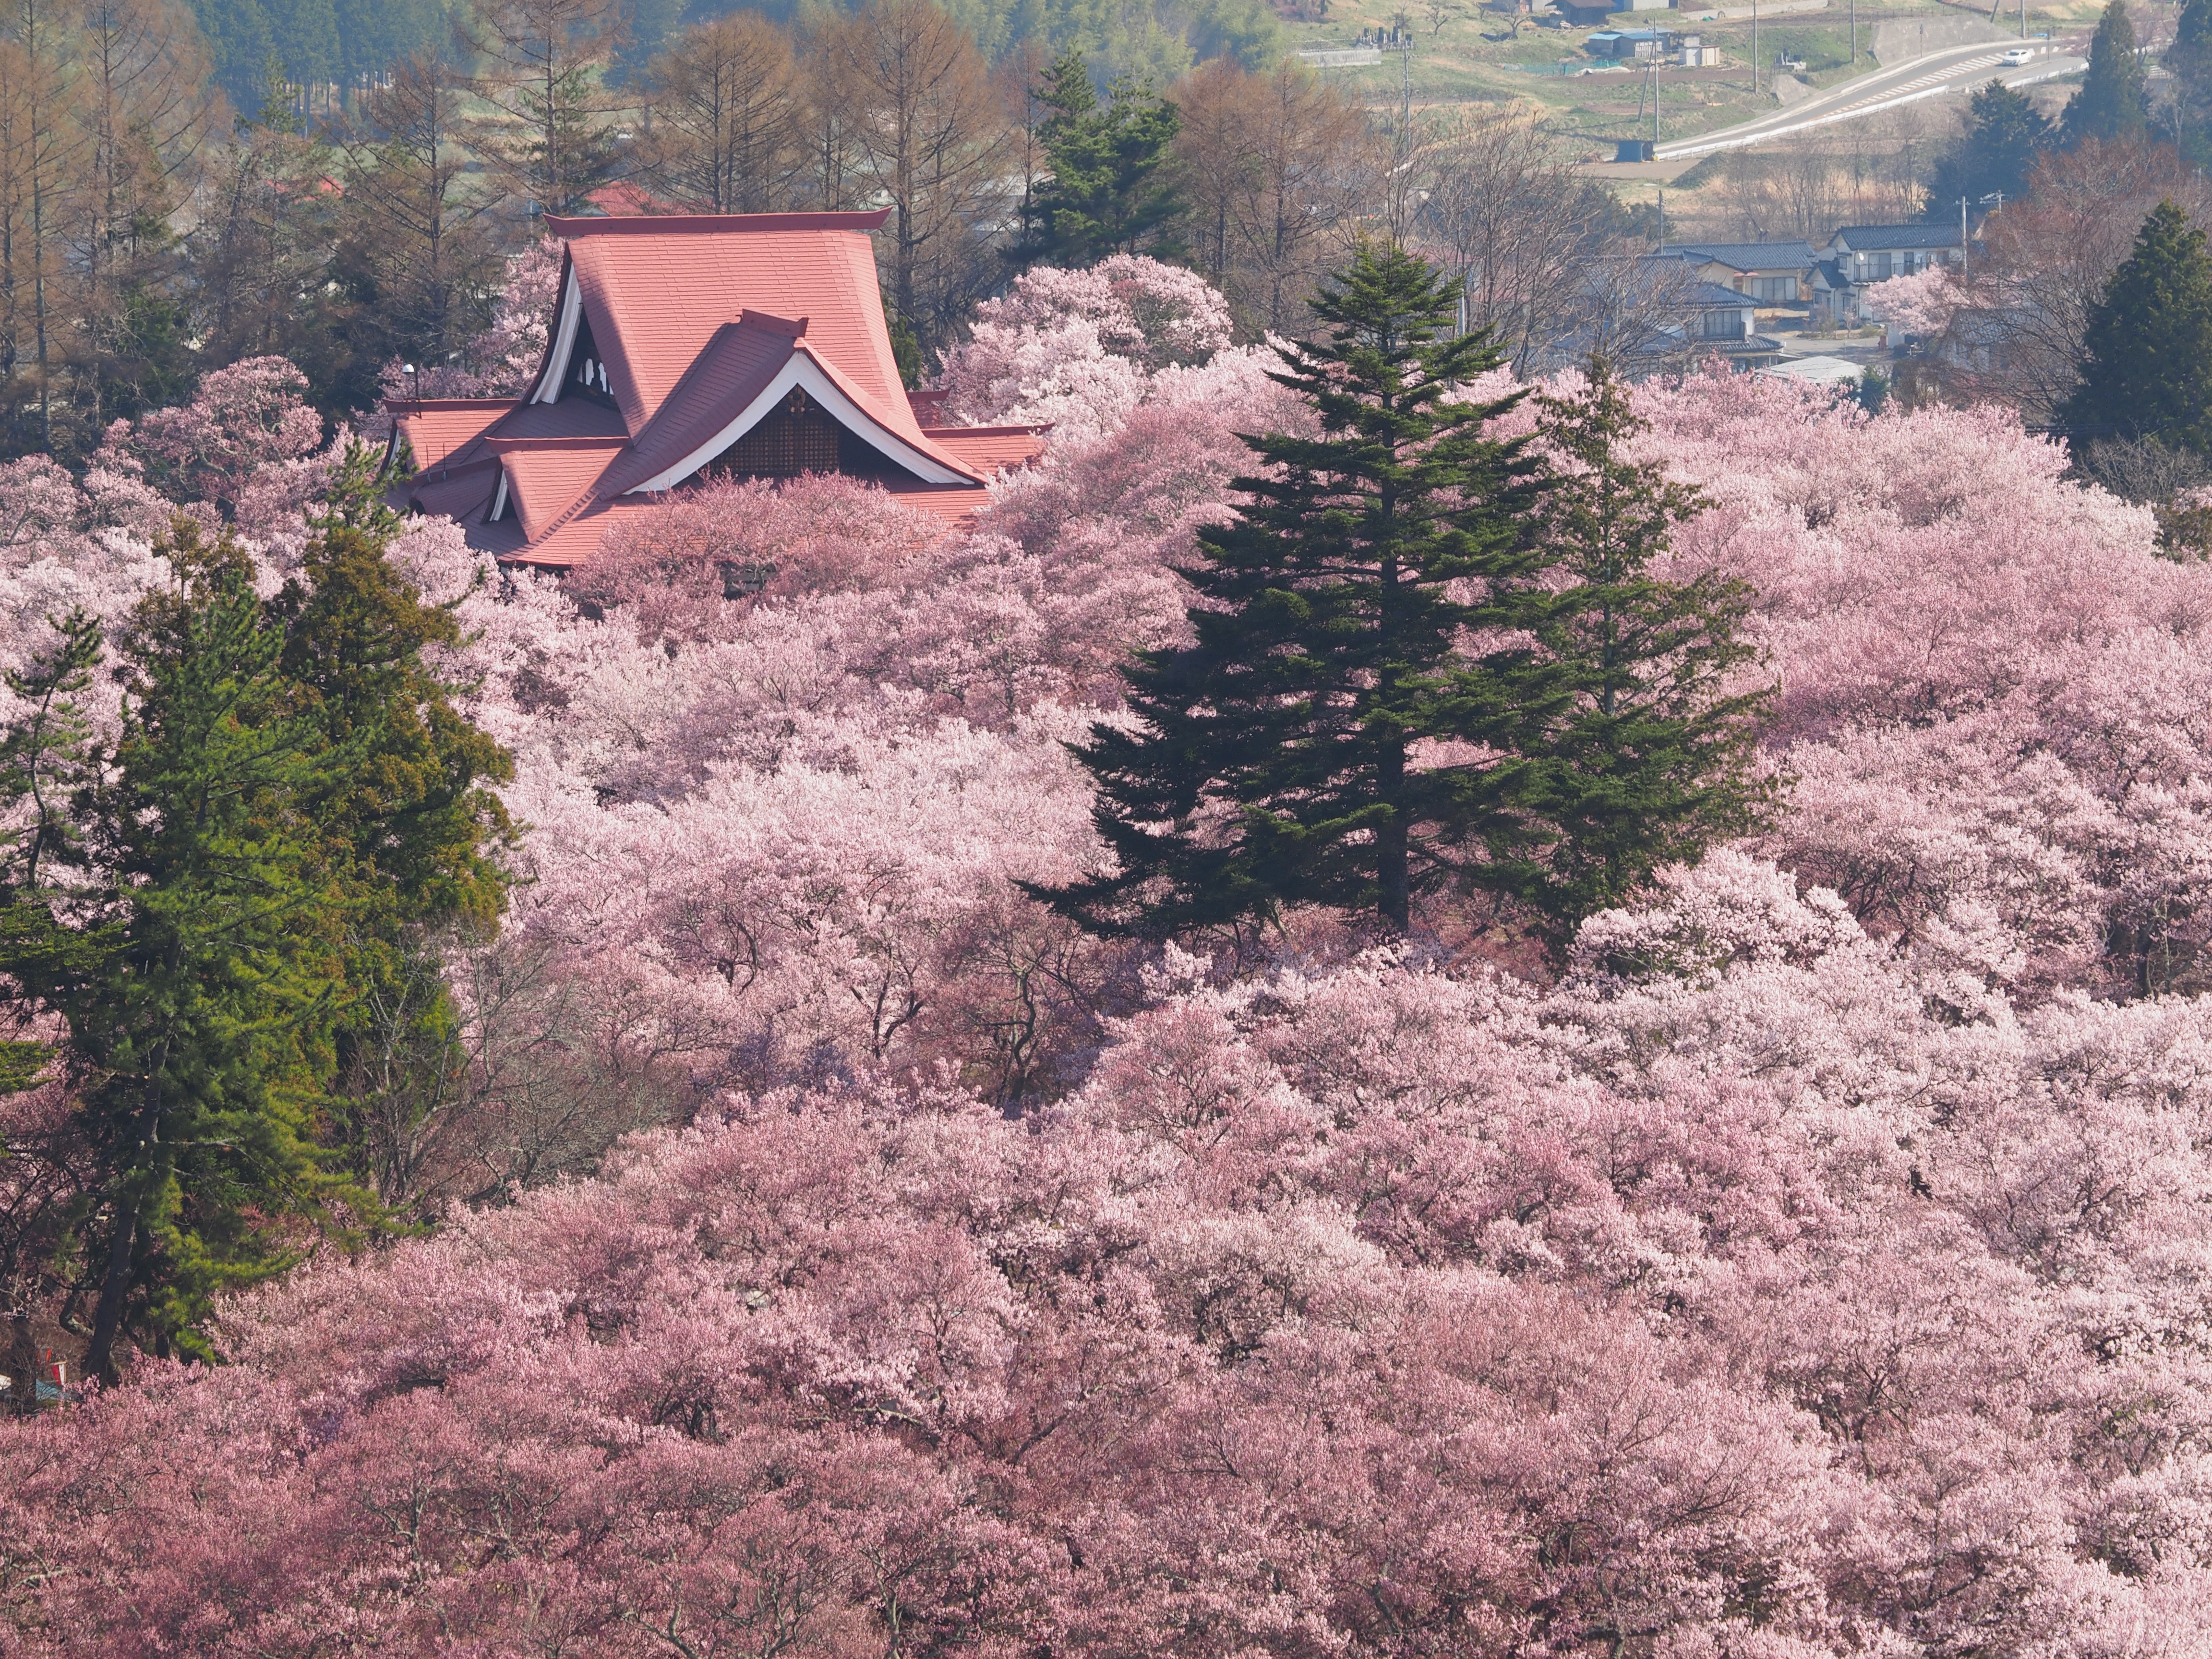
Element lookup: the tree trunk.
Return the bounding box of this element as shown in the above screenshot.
[83,1187,139,1382]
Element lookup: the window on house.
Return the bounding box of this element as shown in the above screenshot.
[1699,308,1746,339]
[1749,276,1798,302]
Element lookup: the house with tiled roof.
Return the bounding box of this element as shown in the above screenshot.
[1657,241,1820,305]
[1814,222,1971,327]
[389,209,1046,570]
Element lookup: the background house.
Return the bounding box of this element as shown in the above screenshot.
[1549,259,1781,374]
[1813,224,1969,326]
[1586,26,1681,56]
[1657,240,1820,304]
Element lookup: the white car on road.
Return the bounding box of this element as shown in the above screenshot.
[1999,47,2034,65]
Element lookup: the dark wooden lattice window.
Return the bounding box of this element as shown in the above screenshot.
[709,388,842,477]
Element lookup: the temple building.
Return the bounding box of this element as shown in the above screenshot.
[389,208,1047,569]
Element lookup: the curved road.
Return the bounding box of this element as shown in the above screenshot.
[1652,38,2085,161]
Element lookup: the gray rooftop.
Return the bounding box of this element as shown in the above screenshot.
[1684,279,1755,306]
[1662,241,1820,272]
[1831,224,1965,251]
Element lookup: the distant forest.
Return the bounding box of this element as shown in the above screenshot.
[183,0,1282,116]
[0,0,1334,468]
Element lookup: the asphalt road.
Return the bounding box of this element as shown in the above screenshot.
[1651,38,2086,161]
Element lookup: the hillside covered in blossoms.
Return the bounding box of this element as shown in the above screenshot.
[3,252,2212,1657]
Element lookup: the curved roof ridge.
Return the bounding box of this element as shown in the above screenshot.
[542,209,893,236]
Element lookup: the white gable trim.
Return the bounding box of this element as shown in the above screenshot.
[489,466,511,522]
[529,273,585,405]
[624,352,968,493]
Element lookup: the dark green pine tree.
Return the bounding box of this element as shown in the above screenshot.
[2063,200,2212,451]
[1016,50,1182,267]
[272,449,514,1206]
[0,522,365,1382]
[0,466,514,1377]
[1928,81,2053,213]
[1452,359,1776,935]
[2063,0,2149,146]
[1040,240,1550,936]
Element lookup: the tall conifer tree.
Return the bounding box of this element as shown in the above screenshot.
[1455,360,1774,933]
[1043,240,1548,934]
[0,460,512,1377]
[2171,0,2212,158]
[2063,200,2212,452]
[1047,252,1776,943]
[1928,82,2052,212]
[0,522,362,1380]
[1016,49,1181,265]
[2063,0,2149,146]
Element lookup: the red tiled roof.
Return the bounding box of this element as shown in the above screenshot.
[397,211,1045,567]
[589,318,806,498]
[923,425,1049,476]
[585,181,673,216]
[502,497,668,568]
[540,211,916,443]
[410,458,501,522]
[502,441,631,542]
[392,399,517,471]
[481,399,627,442]
[876,485,994,533]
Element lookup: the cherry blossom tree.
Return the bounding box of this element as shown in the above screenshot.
[373,234,569,413]
[1859,265,1961,338]
[11,260,2212,1659]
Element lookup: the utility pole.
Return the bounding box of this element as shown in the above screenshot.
[1753,0,1760,92]
[1658,185,1665,249]
[1960,196,1970,278]
[1851,0,1856,62]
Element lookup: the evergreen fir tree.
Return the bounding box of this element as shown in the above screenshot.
[2063,0,2149,146]
[0,521,365,1380]
[1041,240,1549,935]
[1928,81,2053,212]
[0,473,513,1378]
[1454,360,1776,934]
[1016,50,1182,265]
[273,447,514,1205]
[2063,200,2212,451]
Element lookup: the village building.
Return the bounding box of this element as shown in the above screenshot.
[1812,222,1971,327]
[388,208,1046,570]
[1657,240,1821,305]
